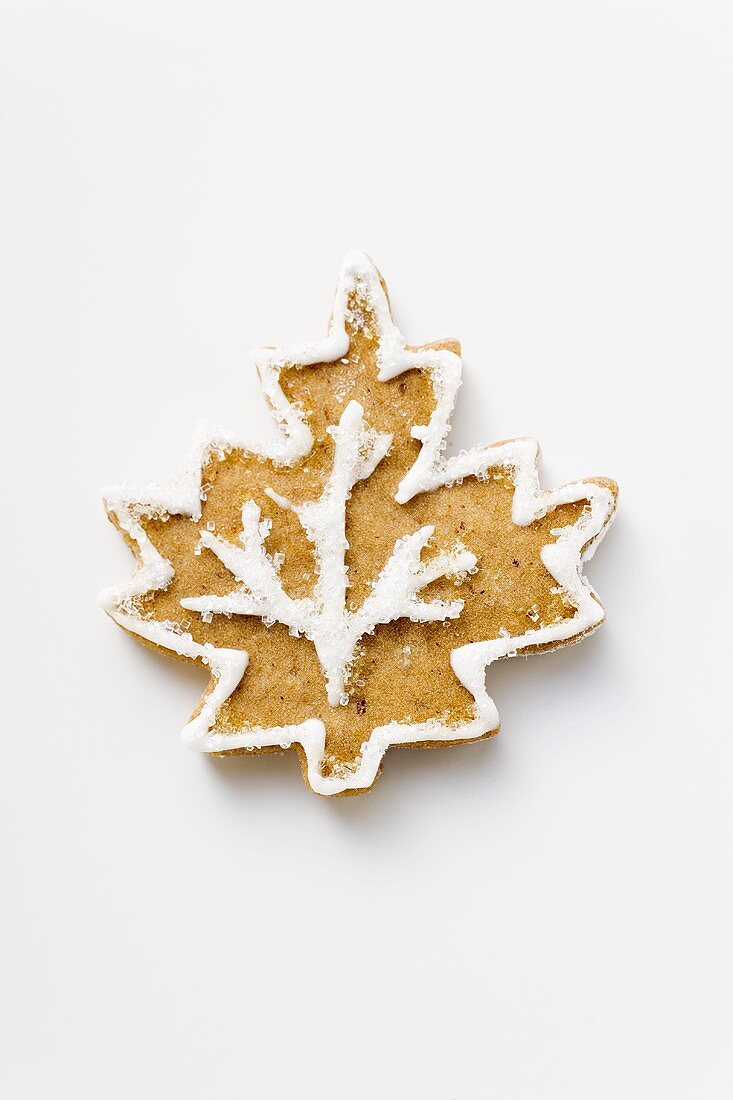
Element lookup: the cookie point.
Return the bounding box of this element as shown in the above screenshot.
[592,476,619,503]
[341,248,376,274]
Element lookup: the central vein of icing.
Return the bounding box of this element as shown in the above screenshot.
[181,400,477,705]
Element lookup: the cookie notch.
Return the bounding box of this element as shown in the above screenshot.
[99,252,617,796]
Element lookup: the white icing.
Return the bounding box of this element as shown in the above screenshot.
[99,251,617,795]
[181,400,476,705]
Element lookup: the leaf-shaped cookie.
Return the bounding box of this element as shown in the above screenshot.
[100,253,617,795]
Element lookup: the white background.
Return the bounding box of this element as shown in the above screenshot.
[2,2,731,1097]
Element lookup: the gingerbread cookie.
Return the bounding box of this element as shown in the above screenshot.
[99,253,617,796]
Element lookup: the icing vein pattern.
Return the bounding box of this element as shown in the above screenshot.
[181,400,476,706]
